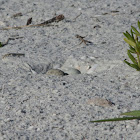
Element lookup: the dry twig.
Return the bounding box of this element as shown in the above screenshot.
[1,14,65,30]
[73,13,82,21]
[0,37,23,47]
[2,53,25,58]
[75,34,92,45]
[102,10,119,15]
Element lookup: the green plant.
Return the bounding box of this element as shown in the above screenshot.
[123,21,140,71]
[90,110,140,123]
[90,22,140,123]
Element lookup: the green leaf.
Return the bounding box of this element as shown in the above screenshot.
[127,50,137,65]
[131,25,140,36]
[131,26,140,34]
[124,59,131,65]
[123,32,129,39]
[138,21,140,31]
[136,41,140,49]
[124,60,140,70]
[135,43,140,54]
[124,38,136,47]
[132,32,140,37]
[129,63,140,70]
[129,46,136,53]
[90,116,140,123]
[121,110,140,117]
[131,29,134,38]
[123,31,135,42]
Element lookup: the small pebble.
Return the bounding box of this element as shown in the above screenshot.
[87,64,98,74]
[46,69,66,76]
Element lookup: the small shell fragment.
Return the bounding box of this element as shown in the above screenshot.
[87,97,114,107]
[87,64,98,74]
[11,12,23,18]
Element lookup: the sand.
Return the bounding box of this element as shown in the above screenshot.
[1,0,140,139]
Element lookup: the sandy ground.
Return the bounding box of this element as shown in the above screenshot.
[1,0,140,139]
